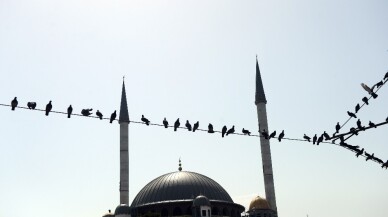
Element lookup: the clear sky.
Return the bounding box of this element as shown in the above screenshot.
[0,1,387,217]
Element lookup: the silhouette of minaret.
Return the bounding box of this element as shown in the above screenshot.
[255,57,278,214]
[119,80,130,205]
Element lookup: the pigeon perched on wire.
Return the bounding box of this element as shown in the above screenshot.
[347,111,357,118]
[369,121,376,128]
[335,122,341,133]
[356,148,364,157]
[261,129,269,140]
[45,101,52,116]
[374,80,384,89]
[110,110,117,123]
[208,123,214,133]
[11,97,18,110]
[222,126,227,138]
[67,105,73,118]
[269,130,276,139]
[163,118,168,128]
[350,127,359,136]
[323,131,330,140]
[362,97,369,105]
[27,102,37,109]
[96,110,103,120]
[141,115,150,126]
[312,134,317,145]
[361,83,378,98]
[303,134,311,142]
[193,121,199,132]
[382,160,388,169]
[384,72,388,81]
[226,126,235,136]
[242,128,251,136]
[355,103,360,113]
[373,156,384,164]
[278,130,285,142]
[356,119,365,130]
[365,152,374,161]
[174,118,180,131]
[185,120,192,131]
[81,108,93,116]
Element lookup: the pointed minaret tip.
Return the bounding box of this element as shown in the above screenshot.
[255,56,267,104]
[178,158,182,171]
[119,79,130,123]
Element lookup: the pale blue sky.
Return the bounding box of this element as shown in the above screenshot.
[0,1,387,217]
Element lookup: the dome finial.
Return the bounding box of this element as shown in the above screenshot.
[178,158,182,171]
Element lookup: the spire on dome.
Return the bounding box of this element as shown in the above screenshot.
[178,158,182,171]
[119,78,130,123]
[255,56,267,104]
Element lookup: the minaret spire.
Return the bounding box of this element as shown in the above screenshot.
[119,79,130,123]
[255,56,267,104]
[119,79,130,205]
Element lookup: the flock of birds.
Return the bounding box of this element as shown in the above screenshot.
[5,71,388,169]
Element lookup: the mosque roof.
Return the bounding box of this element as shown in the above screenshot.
[131,171,234,207]
[248,196,271,211]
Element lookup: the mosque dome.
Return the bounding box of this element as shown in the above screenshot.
[248,196,271,210]
[114,204,131,215]
[193,195,211,207]
[131,171,234,207]
[102,210,114,217]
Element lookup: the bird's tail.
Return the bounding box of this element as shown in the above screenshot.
[68,114,71,118]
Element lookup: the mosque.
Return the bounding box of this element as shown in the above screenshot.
[102,59,278,217]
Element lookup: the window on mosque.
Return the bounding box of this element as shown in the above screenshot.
[202,210,207,216]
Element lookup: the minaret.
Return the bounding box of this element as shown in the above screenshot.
[255,57,278,215]
[119,80,130,205]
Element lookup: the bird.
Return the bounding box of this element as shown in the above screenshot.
[141,115,150,126]
[386,116,388,122]
[278,130,285,142]
[208,123,214,133]
[356,119,365,130]
[369,121,376,128]
[185,120,192,131]
[27,102,36,109]
[45,101,52,116]
[355,103,360,113]
[373,156,384,164]
[11,97,18,110]
[269,130,276,139]
[356,148,364,157]
[374,80,384,89]
[163,118,168,128]
[316,135,323,145]
[221,126,227,137]
[347,111,357,118]
[81,108,93,116]
[67,105,73,118]
[365,152,374,161]
[382,160,388,169]
[361,83,378,98]
[174,118,180,131]
[323,131,330,140]
[384,72,388,81]
[362,97,369,105]
[96,110,103,120]
[110,110,116,123]
[261,129,269,140]
[242,128,251,136]
[335,122,341,133]
[303,134,311,142]
[312,134,317,145]
[226,126,235,136]
[193,121,199,132]
[350,127,359,136]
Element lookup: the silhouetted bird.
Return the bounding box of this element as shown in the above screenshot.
[373,156,384,164]
[317,135,323,145]
[312,134,317,145]
[193,121,199,132]
[96,110,103,120]
[27,102,36,109]
[269,130,276,139]
[261,129,269,140]
[11,97,18,110]
[384,72,388,80]
[185,120,192,131]
[382,160,388,169]
[174,118,180,131]
[356,148,364,157]
[208,123,214,133]
[323,131,330,140]
[356,119,365,130]
[386,116,388,122]
[45,101,52,116]
[362,97,369,105]
[350,127,358,136]
[242,128,251,136]
[81,108,93,116]
[303,134,311,142]
[369,121,376,128]
[278,130,285,142]
[222,126,227,138]
[361,83,377,98]
[374,80,384,89]
[347,111,357,118]
[67,105,73,118]
[163,118,168,128]
[335,122,341,133]
[141,115,150,125]
[226,126,235,136]
[110,110,116,123]
[365,152,374,161]
[355,103,360,113]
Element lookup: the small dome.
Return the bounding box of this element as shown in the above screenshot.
[102,210,114,217]
[248,196,270,210]
[115,204,131,215]
[193,195,210,207]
